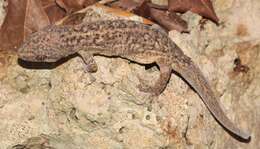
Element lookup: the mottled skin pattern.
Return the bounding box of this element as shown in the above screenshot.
[18,20,250,140]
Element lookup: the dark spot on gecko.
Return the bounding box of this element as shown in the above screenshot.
[62,12,86,25]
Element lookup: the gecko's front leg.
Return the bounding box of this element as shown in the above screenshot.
[78,50,98,73]
[137,59,172,95]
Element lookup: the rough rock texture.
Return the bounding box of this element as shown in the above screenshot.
[0,0,259,148]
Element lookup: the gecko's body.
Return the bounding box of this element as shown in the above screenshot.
[18,20,250,140]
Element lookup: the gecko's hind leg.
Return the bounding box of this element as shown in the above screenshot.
[137,60,172,95]
[78,50,98,73]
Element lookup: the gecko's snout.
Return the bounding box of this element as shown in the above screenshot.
[17,44,28,59]
[17,43,33,61]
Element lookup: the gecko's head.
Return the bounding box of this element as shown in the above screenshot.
[18,25,72,62]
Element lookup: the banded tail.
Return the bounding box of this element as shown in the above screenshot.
[171,55,250,140]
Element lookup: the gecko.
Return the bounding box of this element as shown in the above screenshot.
[17,19,250,140]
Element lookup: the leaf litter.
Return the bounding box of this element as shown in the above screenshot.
[0,0,219,52]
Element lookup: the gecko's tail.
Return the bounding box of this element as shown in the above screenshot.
[171,54,250,140]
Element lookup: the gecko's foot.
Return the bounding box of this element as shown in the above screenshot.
[78,51,98,73]
[85,64,98,73]
[137,84,161,96]
[137,75,161,95]
[84,59,98,73]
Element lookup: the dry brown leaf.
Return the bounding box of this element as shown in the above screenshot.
[147,2,167,10]
[110,0,188,32]
[110,0,151,18]
[150,8,188,32]
[110,0,219,31]
[41,0,66,23]
[58,12,86,25]
[134,0,150,18]
[168,0,219,23]
[0,0,26,51]
[0,0,70,51]
[41,0,55,7]
[0,0,50,51]
[24,0,50,37]
[56,0,98,13]
[111,0,140,11]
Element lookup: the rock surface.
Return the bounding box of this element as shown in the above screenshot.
[0,0,259,148]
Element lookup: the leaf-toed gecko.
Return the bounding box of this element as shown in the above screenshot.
[17,19,250,140]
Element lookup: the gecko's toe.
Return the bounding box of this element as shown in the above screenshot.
[136,75,161,95]
[85,63,98,73]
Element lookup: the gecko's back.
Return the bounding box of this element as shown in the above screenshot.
[65,20,183,57]
[19,20,180,61]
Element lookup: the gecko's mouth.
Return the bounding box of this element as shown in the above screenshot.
[17,52,43,62]
[17,52,30,61]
